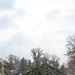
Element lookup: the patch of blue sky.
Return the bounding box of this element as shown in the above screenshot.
[15,9,26,18]
[0,0,14,10]
[0,16,16,29]
[65,14,75,25]
[11,32,33,46]
[45,9,60,20]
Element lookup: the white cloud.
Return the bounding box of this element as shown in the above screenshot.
[0,0,75,64]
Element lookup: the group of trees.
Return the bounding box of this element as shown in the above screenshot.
[0,48,67,74]
[1,33,75,74]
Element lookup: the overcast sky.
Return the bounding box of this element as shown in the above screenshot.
[0,0,75,64]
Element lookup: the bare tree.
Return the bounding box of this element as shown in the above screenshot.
[14,56,20,70]
[27,59,32,71]
[49,54,60,69]
[7,54,20,70]
[41,53,50,64]
[7,54,15,70]
[66,34,75,74]
[31,48,43,67]
[19,57,28,74]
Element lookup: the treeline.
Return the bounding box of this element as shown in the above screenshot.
[0,48,67,74]
[0,34,75,75]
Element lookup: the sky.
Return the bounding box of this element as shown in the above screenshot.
[0,0,75,64]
